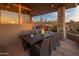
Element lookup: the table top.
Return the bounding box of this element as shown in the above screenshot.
[20,31,54,45]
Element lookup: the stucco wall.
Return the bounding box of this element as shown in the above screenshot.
[0,24,33,47]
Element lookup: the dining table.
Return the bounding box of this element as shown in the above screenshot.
[20,30,59,56]
[20,31,54,45]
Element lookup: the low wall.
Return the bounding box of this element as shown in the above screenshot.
[67,32,79,43]
[0,23,33,47]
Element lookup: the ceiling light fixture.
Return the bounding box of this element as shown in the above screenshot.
[51,5,54,7]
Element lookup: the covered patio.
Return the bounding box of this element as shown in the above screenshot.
[0,3,79,56]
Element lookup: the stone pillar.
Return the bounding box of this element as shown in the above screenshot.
[57,6,67,40]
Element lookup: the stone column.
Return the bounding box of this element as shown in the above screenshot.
[57,6,67,40]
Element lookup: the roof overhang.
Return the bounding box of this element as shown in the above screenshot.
[22,3,77,16]
[0,3,77,16]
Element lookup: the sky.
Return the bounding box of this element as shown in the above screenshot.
[32,5,79,22]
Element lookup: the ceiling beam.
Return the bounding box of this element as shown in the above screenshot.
[10,4,32,11]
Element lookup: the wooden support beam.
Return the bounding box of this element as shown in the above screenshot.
[11,3,32,24]
[12,4,32,11]
[0,10,1,24]
[57,6,67,40]
[18,3,22,24]
[29,15,32,23]
[74,3,77,7]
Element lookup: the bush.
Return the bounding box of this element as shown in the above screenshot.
[50,25,57,32]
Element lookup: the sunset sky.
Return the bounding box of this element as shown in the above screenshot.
[32,5,79,22]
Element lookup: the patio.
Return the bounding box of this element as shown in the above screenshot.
[0,3,79,56]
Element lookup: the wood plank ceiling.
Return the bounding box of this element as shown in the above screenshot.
[0,3,77,16]
[22,3,77,16]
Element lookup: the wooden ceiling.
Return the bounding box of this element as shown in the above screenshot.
[0,3,77,16]
[22,3,77,16]
[0,3,31,14]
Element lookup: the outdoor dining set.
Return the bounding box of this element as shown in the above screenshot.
[20,25,60,56]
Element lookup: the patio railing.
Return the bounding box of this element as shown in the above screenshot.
[67,32,79,43]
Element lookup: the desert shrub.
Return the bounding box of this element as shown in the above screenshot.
[50,25,57,32]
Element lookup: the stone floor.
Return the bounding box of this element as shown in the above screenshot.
[0,39,79,56]
[24,39,79,56]
[51,39,79,56]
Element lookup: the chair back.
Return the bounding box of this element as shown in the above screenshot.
[40,37,51,56]
[50,33,60,52]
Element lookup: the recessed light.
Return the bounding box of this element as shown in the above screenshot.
[7,5,10,8]
[51,5,54,7]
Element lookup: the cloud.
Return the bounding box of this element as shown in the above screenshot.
[65,5,79,22]
[70,5,79,21]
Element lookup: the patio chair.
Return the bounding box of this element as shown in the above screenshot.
[30,37,51,56]
[49,33,60,53]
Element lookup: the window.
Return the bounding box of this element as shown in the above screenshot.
[0,10,30,24]
[1,10,18,24]
[23,14,30,23]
